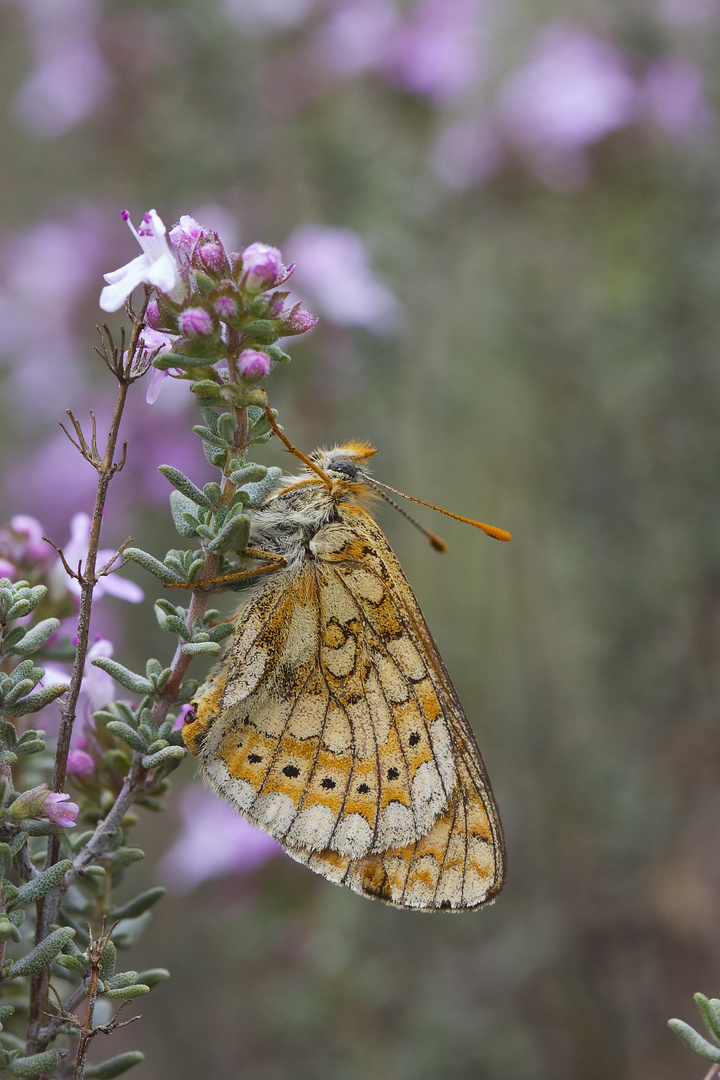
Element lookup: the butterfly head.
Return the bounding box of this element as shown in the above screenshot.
[309,441,377,483]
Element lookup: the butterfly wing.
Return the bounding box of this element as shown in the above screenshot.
[183,505,505,909]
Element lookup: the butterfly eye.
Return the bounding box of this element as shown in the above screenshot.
[331,460,358,478]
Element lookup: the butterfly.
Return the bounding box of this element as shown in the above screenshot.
[182,426,508,910]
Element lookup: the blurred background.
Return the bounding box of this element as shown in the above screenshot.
[2,0,720,1076]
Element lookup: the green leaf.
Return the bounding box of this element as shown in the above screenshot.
[8,1050,65,1077]
[207,514,250,555]
[122,548,183,585]
[4,619,59,658]
[103,722,147,753]
[181,641,221,657]
[109,887,166,921]
[169,492,199,538]
[105,984,149,1000]
[99,938,117,981]
[84,1052,145,1079]
[668,1019,720,1062]
[158,465,212,508]
[91,658,155,697]
[12,859,72,905]
[152,351,217,372]
[2,684,66,718]
[4,926,75,978]
[141,746,185,770]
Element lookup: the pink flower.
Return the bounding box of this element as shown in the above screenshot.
[237,349,272,384]
[284,226,402,332]
[213,294,238,321]
[52,513,144,604]
[240,242,291,293]
[67,749,95,783]
[100,210,184,313]
[497,24,637,188]
[158,787,281,893]
[42,791,79,827]
[9,784,79,828]
[0,515,49,569]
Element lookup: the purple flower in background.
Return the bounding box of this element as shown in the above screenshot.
[10,0,111,138]
[497,24,637,188]
[158,787,281,893]
[642,57,714,143]
[51,513,144,604]
[100,210,183,313]
[0,209,109,415]
[285,226,403,332]
[310,0,400,77]
[382,0,486,104]
[67,749,95,783]
[311,0,485,104]
[0,515,49,570]
[42,637,115,743]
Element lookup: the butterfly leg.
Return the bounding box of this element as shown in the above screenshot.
[163,548,287,590]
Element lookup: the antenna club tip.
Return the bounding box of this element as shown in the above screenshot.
[427,533,448,552]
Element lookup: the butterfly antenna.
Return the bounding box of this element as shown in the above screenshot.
[364,479,448,552]
[264,406,333,489]
[363,475,511,542]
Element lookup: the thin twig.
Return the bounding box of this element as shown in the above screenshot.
[27,293,150,1054]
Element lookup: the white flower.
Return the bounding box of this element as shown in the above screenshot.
[99,209,183,313]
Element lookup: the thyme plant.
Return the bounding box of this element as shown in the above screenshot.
[0,210,316,1078]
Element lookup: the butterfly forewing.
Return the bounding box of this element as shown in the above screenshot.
[183,456,506,911]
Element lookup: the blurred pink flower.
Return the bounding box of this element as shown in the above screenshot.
[497,24,637,188]
[100,210,183,313]
[0,515,49,570]
[158,787,281,893]
[0,209,109,414]
[285,226,403,332]
[311,0,485,104]
[9,0,111,138]
[41,637,116,742]
[52,513,144,604]
[382,0,486,104]
[67,748,95,782]
[642,57,714,142]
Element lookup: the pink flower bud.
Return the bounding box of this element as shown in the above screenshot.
[169,215,209,256]
[265,292,288,319]
[240,243,288,293]
[198,241,228,276]
[213,293,238,321]
[180,307,215,337]
[237,349,272,384]
[144,299,164,331]
[67,750,95,783]
[282,307,319,335]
